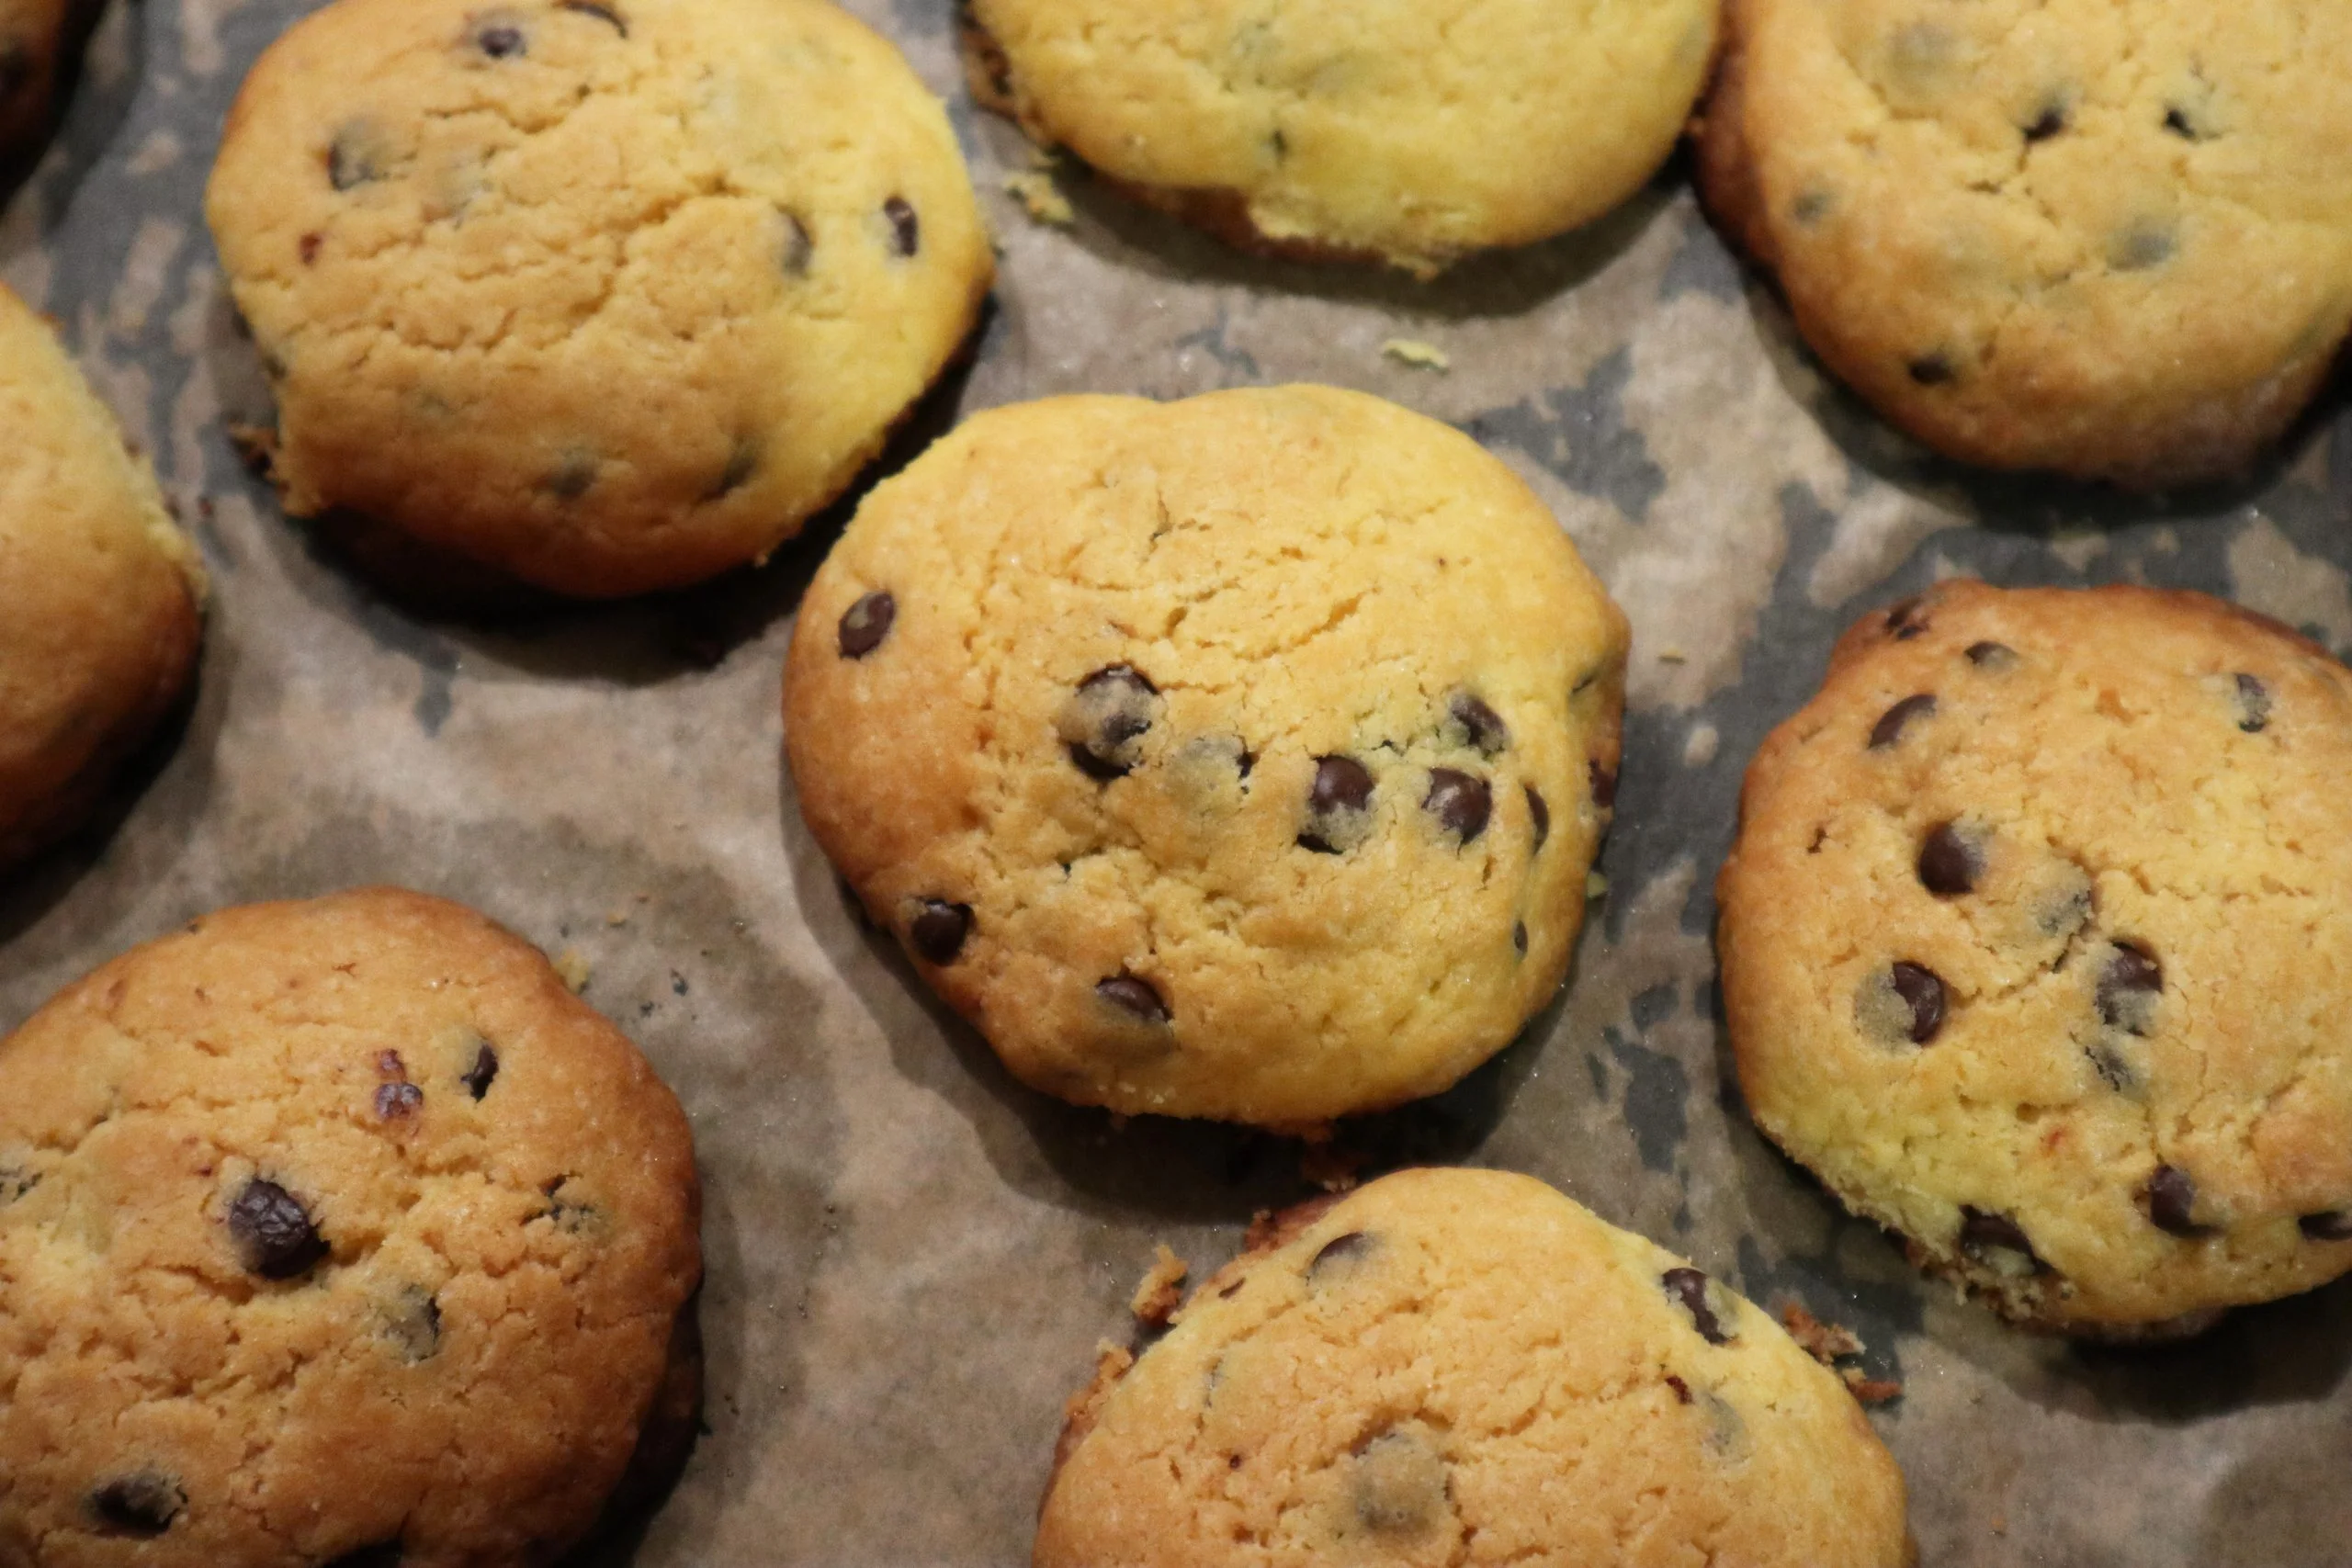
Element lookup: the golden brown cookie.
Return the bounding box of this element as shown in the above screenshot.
[1700,0,2352,486]
[205,0,991,598]
[1719,580,2352,1336]
[0,282,204,870]
[0,888,703,1566]
[1036,1168,1913,1568]
[785,386,1627,1129]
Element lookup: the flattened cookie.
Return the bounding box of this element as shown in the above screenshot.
[1700,0,2352,485]
[965,0,1717,276]
[1719,581,2352,1335]
[0,888,703,1565]
[206,0,991,599]
[1036,1168,1912,1568]
[785,387,1627,1129]
[0,283,204,869]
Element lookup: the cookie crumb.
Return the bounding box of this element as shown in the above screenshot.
[1129,1244,1187,1326]
[1657,646,1689,663]
[1381,338,1450,372]
[552,947,593,993]
[1586,872,1609,899]
[1004,170,1073,226]
[605,907,631,927]
[1841,1369,1904,1404]
[226,422,279,480]
[1780,1302,1865,1363]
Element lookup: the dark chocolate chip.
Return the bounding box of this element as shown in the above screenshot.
[1906,354,1955,387]
[2233,672,2270,733]
[382,1288,441,1363]
[909,900,972,964]
[542,451,597,500]
[1589,759,1617,809]
[1661,1267,1731,1345]
[1869,694,1937,750]
[2087,1041,2140,1094]
[1298,755,1374,852]
[89,1472,183,1537]
[2023,103,2067,141]
[300,232,322,265]
[1957,1207,2042,1269]
[1424,769,1491,842]
[1890,962,1947,1043]
[2098,942,2162,1033]
[375,1081,424,1120]
[1665,1372,1693,1404]
[323,1542,405,1568]
[460,1042,499,1100]
[1884,595,1928,639]
[327,126,384,191]
[476,23,526,57]
[1306,1230,1371,1282]
[883,196,920,257]
[537,1175,595,1232]
[1791,189,1833,226]
[228,1178,328,1280]
[557,0,627,34]
[837,591,895,658]
[2300,1211,2352,1242]
[2110,220,2176,271]
[778,210,813,276]
[2163,106,2201,140]
[1964,640,2017,670]
[706,438,758,501]
[1917,821,1979,896]
[1096,972,1169,1024]
[1062,665,1159,780]
[1525,785,1549,849]
[1512,921,1528,957]
[1446,692,1510,754]
[0,1165,36,1204]
[2145,1165,2209,1236]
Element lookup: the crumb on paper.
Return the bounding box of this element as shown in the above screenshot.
[1129,1244,1188,1327]
[1657,646,1689,664]
[1299,1142,1363,1193]
[1781,1303,1865,1363]
[605,908,631,928]
[1381,337,1450,372]
[1586,871,1608,899]
[1004,170,1073,226]
[552,947,592,993]
[1842,1369,1903,1404]
[226,423,277,480]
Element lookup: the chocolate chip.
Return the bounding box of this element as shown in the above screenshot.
[1512,921,1527,956]
[778,210,813,276]
[1890,962,1946,1043]
[705,438,759,502]
[228,1178,328,1280]
[1964,640,2017,670]
[476,22,526,57]
[1525,785,1549,849]
[1917,821,1979,896]
[323,1542,405,1568]
[2145,1165,2210,1236]
[300,232,322,265]
[883,196,920,256]
[1306,1230,1371,1283]
[460,1042,499,1100]
[2163,106,2202,140]
[1957,1206,2041,1269]
[327,125,386,190]
[909,899,971,964]
[1664,1373,1693,1404]
[2233,672,2270,733]
[1349,1430,1446,1534]
[1424,770,1491,842]
[1662,1266,1732,1344]
[557,0,627,33]
[2023,103,2068,141]
[0,1165,36,1204]
[2110,220,2176,271]
[1298,755,1374,852]
[1060,665,1159,780]
[1589,759,1617,809]
[381,1287,441,1362]
[1906,354,1955,387]
[1869,694,1936,750]
[1446,692,1510,754]
[2300,1211,2352,1242]
[542,450,597,500]
[89,1472,183,1537]
[536,1175,595,1232]
[1883,595,1928,639]
[1791,189,1833,226]
[375,1082,424,1120]
[1096,972,1169,1024]
[2098,942,2161,1033]
[837,591,895,658]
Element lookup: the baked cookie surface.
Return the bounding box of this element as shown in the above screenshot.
[965,0,1717,276]
[0,282,204,870]
[785,387,1627,1129]
[1700,0,2352,486]
[0,888,703,1567]
[1036,1168,1912,1568]
[1718,580,2352,1335]
[205,0,991,599]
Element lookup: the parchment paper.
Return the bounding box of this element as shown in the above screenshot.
[5,2,2349,1562]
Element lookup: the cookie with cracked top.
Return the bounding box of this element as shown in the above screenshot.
[1699,0,2352,486]
[0,282,205,870]
[963,0,1717,277]
[0,888,702,1565]
[1035,1168,1913,1568]
[1719,579,2352,1336]
[785,386,1627,1129]
[204,0,990,598]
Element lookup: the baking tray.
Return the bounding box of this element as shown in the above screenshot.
[4,1,2349,1562]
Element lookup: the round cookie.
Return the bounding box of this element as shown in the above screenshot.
[1036,1168,1913,1568]
[1718,580,2352,1336]
[205,0,992,599]
[0,888,703,1566]
[964,0,1717,277]
[785,386,1628,1129]
[1700,0,2352,487]
[0,282,204,870]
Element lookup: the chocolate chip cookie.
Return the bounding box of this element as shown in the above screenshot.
[205,0,991,599]
[964,0,1717,277]
[0,888,703,1565]
[1036,1168,1913,1568]
[1700,0,2352,485]
[1719,580,2352,1336]
[0,282,204,869]
[785,386,1628,1129]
